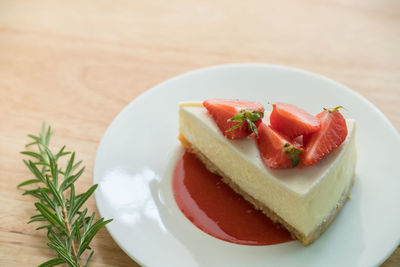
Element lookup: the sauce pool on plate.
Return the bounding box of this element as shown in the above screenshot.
[173,151,293,245]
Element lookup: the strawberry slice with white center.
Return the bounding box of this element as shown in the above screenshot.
[301,106,348,166]
[203,99,265,140]
[256,123,304,169]
[270,102,320,138]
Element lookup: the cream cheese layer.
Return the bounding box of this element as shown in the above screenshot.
[179,102,357,236]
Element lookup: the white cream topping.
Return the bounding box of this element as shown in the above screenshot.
[181,104,354,195]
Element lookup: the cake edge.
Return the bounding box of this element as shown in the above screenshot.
[178,133,355,246]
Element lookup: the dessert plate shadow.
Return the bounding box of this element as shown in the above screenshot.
[93,64,400,267]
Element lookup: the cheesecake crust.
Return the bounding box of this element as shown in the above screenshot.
[178,133,355,246]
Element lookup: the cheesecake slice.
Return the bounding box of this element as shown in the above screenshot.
[178,101,357,246]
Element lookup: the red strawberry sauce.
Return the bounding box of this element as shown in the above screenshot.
[172,151,293,245]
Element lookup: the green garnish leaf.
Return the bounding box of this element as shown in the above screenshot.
[229,112,245,122]
[19,123,112,266]
[38,257,66,267]
[226,109,264,136]
[225,121,245,132]
[246,118,259,136]
[283,143,303,167]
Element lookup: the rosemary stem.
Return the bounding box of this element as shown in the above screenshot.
[62,206,80,267]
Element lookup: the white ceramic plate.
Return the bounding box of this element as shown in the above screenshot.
[93,64,400,267]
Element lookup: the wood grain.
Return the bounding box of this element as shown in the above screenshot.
[0,0,399,266]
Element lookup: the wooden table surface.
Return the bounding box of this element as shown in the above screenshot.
[1,0,399,266]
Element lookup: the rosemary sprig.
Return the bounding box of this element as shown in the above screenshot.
[18,124,112,267]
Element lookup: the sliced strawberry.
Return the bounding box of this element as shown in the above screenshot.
[302,134,312,147]
[203,99,264,140]
[301,107,348,166]
[256,123,304,169]
[270,102,320,138]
